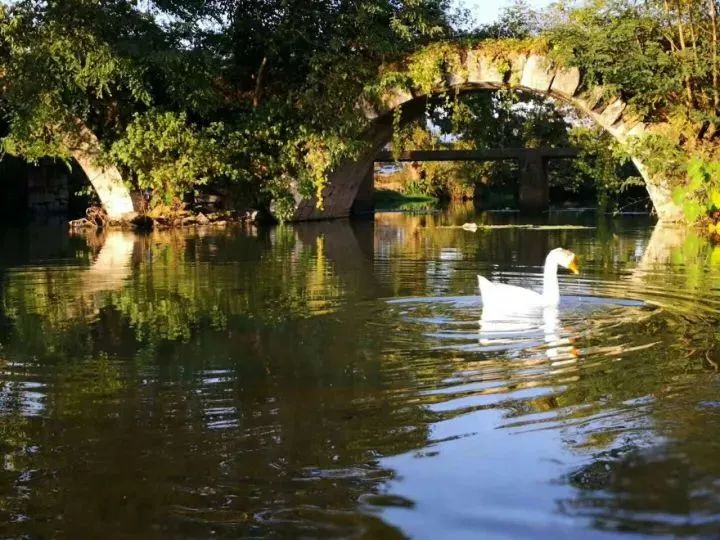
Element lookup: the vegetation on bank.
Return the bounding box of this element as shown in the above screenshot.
[2,0,720,224]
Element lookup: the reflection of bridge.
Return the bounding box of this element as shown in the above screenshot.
[368,148,580,214]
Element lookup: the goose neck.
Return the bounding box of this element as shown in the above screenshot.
[542,253,560,304]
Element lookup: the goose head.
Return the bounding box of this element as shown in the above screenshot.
[548,247,580,274]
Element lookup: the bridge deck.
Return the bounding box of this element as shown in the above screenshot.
[375,148,579,162]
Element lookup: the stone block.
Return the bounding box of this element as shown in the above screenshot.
[508,54,527,85]
[520,55,554,92]
[381,87,413,110]
[550,67,580,98]
[466,50,505,85]
[478,56,506,85]
[446,69,467,88]
[357,96,380,120]
[598,98,626,127]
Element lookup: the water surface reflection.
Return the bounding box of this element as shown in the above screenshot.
[0,210,719,536]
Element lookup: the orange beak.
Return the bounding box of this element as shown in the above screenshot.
[568,256,580,275]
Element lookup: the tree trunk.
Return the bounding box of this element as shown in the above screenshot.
[711,0,720,113]
[253,56,268,108]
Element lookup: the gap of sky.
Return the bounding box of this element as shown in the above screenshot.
[460,0,556,26]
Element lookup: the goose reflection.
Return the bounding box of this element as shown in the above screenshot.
[478,303,578,362]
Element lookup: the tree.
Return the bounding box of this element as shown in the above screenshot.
[0,0,455,218]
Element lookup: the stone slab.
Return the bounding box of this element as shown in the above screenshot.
[520,54,554,92]
[550,67,580,98]
[598,98,626,126]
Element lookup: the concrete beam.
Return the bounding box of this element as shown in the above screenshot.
[375,148,580,162]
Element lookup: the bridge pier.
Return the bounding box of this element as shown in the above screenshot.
[351,166,375,217]
[517,149,549,213]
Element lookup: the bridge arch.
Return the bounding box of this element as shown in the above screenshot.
[291,47,683,222]
[70,125,134,220]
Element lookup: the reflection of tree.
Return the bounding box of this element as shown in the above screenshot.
[3,218,720,534]
[548,225,720,534]
[0,223,432,536]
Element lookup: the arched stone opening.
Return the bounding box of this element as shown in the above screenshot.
[291,51,684,222]
[0,156,94,224]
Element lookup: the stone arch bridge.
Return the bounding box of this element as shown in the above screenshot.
[73,45,683,222]
[290,47,684,222]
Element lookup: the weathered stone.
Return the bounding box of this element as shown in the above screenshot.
[598,98,626,127]
[69,218,94,229]
[581,86,609,112]
[319,47,685,223]
[477,56,506,85]
[629,159,684,222]
[357,96,380,120]
[625,121,647,140]
[71,124,134,219]
[465,50,483,83]
[381,87,413,110]
[508,54,528,85]
[445,63,467,87]
[550,67,581,98]
[196,212,211,225]
[182,216,198,226]
[520,55,554,92]
[606,117,644,142]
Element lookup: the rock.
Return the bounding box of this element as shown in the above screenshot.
[244,210,259,223]
[173,218,183,227]
[182,216,198,226]
[69,218,94,229]
[213,220,227,227]
[130,214,154,230]
[196,212,210,225]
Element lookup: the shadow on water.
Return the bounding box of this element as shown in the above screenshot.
[1,209,720,536]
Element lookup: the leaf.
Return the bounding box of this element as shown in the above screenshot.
[711,247,720,267]
[672,186,686,205]
[711,190,720,210]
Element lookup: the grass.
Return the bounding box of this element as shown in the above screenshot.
[374,188,439,211]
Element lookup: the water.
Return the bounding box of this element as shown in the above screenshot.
[1,207,720,537]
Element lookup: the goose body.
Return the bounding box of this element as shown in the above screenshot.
[478,248,579,311]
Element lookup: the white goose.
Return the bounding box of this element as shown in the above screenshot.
[478,248,580,310]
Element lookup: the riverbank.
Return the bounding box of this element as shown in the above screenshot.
[68,206,259,231]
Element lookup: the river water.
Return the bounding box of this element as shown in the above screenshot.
[1,207,720,537]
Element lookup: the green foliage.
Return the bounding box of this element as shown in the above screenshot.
[569,125,643,211]
[671,158,720,224]
[108,111,236,205]
[0,1,150,159]
[545,0,681,117]
[0,0,454,218]
[4,0,720,223]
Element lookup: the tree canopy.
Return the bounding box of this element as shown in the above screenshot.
[2,0,720,223]
[0,0,455,216]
